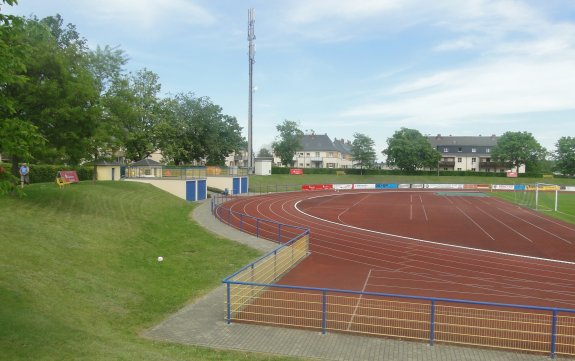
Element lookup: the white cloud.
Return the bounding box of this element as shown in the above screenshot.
[434,38,475,52]
[287,0,401,23]
[89,0,215,29]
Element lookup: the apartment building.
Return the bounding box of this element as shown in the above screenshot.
[288,133,354,169]
[427,134,525,173]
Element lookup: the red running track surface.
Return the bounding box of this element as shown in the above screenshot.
[222,190,575,309]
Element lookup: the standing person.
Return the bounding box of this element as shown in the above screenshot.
[19,163,30,188]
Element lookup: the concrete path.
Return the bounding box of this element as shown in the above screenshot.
[143,199,564,361]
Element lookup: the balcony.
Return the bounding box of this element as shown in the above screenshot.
[310,157,323,162]
[479,161,505,169]
[439,161,455,167]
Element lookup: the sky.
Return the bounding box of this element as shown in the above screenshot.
[6,0,575,160]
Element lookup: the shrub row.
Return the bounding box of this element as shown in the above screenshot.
[1,163,94,184]
[272,166,543,178]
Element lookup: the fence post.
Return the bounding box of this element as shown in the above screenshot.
[227,208,231,225]
[240,213,244,231]
[430,300,436,346]
[550,309,558,358]
[278,223,282,243]
[256,219,260,238]
[322,290,327,335]
[226,283,232,324]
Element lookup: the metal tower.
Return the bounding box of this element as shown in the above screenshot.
[247,8,256,172]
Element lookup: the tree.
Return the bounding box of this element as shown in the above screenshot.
[155,93,245,165]
[383,128,441,173]
[491,131,546,173]
[554,136,575,176]
[1,15,100,171]
[351,133,376,174]
[257,147,273,157]
[272,120,303,167]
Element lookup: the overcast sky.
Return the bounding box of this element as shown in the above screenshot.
[7,0,575,160]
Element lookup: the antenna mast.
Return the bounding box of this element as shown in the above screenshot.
[247,8,256,172]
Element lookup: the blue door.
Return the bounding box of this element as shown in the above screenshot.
[241,177,248,193]
[232,177,240,195]
[197,179,207,200]
[186,180,196,201]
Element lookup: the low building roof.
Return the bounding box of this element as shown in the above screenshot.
[299,134,337,151]
[427,135,498,147]
[130,158,163,167]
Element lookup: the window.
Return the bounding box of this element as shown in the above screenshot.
[306,153,310,156]
[457,168,462,171]
[443,147,449,153]
[486,148,491,153]
[472,148,477,153]
[457,157,462,163]
[299,163,303,167]
[444,168,448,171]
[315,152,320,157]
[328,152,333,157]
[306,163,310,167]
[471,168,476,171]
[458,147,462,152]
[472,157,476,163]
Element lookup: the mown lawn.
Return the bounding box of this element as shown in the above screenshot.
[0,181,302,361]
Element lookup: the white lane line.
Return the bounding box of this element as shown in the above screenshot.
[347,269,372,331]
[476,207,534,243]
[456,206,495,241]
[498,208,572,245]
[422,205,429,222]
[410,204,413,221]
[337,194,372,223]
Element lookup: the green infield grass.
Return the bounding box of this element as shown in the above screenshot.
[0,181,301,361]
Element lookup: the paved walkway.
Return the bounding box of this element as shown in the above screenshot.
[143,199,564,361]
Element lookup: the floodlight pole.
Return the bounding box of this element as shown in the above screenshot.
[247,8,256,173]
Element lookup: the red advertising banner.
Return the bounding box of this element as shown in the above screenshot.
[290,169,304,175]
[58,170,79,183]
[301,184,334,191]
[506,171,518,178]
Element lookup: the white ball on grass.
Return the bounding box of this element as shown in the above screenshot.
[157,256,163,262]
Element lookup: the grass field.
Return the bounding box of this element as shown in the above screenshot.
[0,181,301,361]
[491,189,575,224]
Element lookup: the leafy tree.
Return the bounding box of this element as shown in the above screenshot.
[272,120,303,167]
[383,127,441,173]
[491,131,546,173]
[554,136,575,176]
[105,69,163,161]
[257,147,273,157]
[351,133,376,174]
[1,15,100,171]
[155,93,245,165]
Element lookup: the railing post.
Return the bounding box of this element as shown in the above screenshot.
[550,309,558,358]
[226,282,232,324]
[322,290,327,334]
[278,223,282,243]
[256,219,260,238]
[430,300,436,346]
[227,208,231,225]
[240,213,244,231]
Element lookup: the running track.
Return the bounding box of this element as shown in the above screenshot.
[220,190,575,309]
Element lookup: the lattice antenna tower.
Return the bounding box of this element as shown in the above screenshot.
[247,8,256,172]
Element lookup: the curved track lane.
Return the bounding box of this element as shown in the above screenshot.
[220,190,575,309]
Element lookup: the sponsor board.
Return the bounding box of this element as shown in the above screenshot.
[411,184,424,189]
[302,184,334,191]
[353,184,376,190]
[58,170,79,183]
[565,186,575,192]
[514,185,526,191]
[375,183,398,189]
[290,169,303,175]
[425,184,464,189]
[334,184,353,190]
[398,184,411,189]
[526,185,560,191]
[492,185,515,191]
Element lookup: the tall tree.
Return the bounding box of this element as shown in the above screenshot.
[272,120,303,167]
[383,128,441,173]
[554,136,575,176]
[155,93,245,165]
[491,131,546,173]
[1,14,100,169]
[351,133,376,174]
[107,69,162,161]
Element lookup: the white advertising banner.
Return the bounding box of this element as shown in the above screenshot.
[353,184,376,190]
[425,184,464,189]
[491,185,515,190]
[334,184,353,190]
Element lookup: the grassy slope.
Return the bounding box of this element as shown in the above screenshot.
[0,182,300,361]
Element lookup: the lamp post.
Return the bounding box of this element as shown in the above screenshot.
[247,8,255,173]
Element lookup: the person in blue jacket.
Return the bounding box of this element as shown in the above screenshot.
[19,163,30,188]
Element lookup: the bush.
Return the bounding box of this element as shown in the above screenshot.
[0,166,23,196]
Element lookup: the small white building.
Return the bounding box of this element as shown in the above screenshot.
[255,157,273,176]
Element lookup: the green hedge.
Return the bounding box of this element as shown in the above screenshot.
[1,163,94,184]
[271,166,544,178]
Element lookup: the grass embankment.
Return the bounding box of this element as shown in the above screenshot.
[0,182,301,361]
